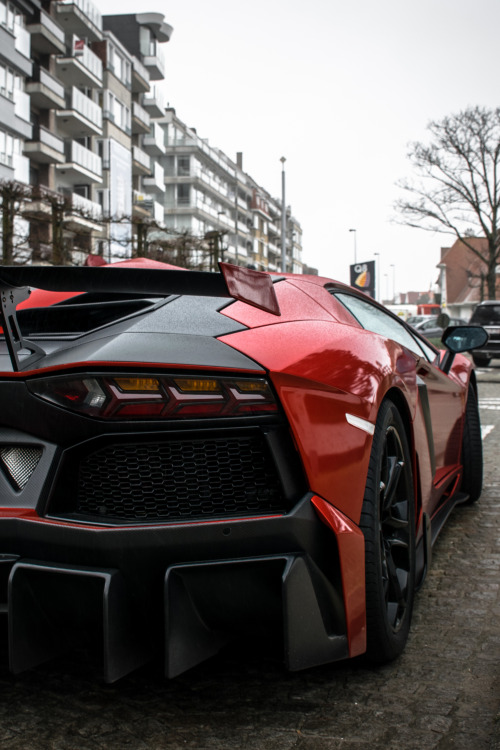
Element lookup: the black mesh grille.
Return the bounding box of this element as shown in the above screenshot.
[74,434,288,522]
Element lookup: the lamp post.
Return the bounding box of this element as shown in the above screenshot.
[280,157,286,272]
[349,228,357,264]
[390,264,395,302]
[373,252,380,302]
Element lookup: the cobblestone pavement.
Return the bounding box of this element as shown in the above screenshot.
[0,373,498,750]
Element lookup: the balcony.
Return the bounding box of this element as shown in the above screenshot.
[14,24,31,61]
[142,45,165,81]
[14,89,31,124]
[27,9,66,55]
[56,87,102,137]
[142,122,165,156]
[132,58,149,94]
[55,37,103,89]
[13,153,29,184]
[142,87,165,118]
[132,101,150,135]
[27,65,66,110]
[61,190,103,232]
[132,145,150,176]
[23,125,65,164]
[55,140,102,183]
[54,0,102,43]
[143,161,165,194]
[133,191,163,223]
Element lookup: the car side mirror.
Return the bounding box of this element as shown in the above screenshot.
[440,325,489,373]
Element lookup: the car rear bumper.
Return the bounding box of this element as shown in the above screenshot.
[0,495,366,681]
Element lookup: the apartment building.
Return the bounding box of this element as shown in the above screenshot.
[159,108,303,273]
[0,3,172,263]
[0,3,303,272]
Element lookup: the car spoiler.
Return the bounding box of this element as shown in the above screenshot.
[0,262,281,372]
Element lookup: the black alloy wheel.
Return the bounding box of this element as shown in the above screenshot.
[360,399,416,663]
[461,384,483,503]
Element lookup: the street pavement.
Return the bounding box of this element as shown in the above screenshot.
[0,369,498,749]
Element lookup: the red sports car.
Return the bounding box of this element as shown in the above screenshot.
[0,261,487,681]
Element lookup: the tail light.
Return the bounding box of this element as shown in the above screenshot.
[27,374,278,419]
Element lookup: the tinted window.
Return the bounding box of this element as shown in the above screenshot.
[335,292,437,361]
[470,304,500,325]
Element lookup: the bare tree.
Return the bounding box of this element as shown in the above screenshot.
[0,181,32,264]
[395,106,500,299]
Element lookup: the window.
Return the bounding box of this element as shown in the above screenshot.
[335,292,437,361]
[177,184,190,205]
[177,156,190,176]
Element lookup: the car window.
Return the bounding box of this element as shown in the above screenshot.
[419,319,438,331]
[334,292,438,362]
[470,305,500,325]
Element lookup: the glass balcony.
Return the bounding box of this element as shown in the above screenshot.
[24,125,65,164]
[143,161,165,193]
[55,36,103,89]
[56,139,102,183]
[56,86,102,136]
[142,122,165,156]
[132,101,150,134]
[132,145,151,175]
[27,9,66,55]
[142,86,165,118]
[54,0,102,43]
[14,89,31,123]
[14,25,31,60]
[132,57,149,93]
[27,65,66,110]
[142,45,165,81]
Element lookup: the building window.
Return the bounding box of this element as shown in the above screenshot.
[177,156,190,176]
[177,184,190,206]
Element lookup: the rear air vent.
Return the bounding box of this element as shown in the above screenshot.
[0,446,42,490]
[48,431,297,524]
[17,297,161,337]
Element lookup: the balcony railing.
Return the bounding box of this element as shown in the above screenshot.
[56,0,102,33]
[66,86,102,128]
[132,101,150,129]
[33,66,65,100]
[65,190,103,220]
[132,144,150,171]
[72,35,103,81]
[14,24,31,59]
[31,125,65,153]
[14,89,31,123]
[65,140,102,177]
[13,153,29,183]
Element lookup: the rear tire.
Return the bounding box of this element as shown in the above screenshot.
[461,385,483,503]
[360,399,416,663]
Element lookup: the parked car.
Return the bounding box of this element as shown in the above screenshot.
[0,261,488,682]
[469,301,500,366]
[411,314,468,340]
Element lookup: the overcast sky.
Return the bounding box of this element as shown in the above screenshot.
[105,0,500,296]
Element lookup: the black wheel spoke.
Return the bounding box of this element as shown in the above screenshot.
[361,400,416,661]
[381,456,404,513]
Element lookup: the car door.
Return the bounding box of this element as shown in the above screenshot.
[334,293,464,507]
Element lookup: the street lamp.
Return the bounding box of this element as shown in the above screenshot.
[349,229,357,264]
[280,157,286,273]
[390,264,395,302]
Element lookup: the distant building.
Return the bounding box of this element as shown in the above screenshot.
[158,108,303,272]
[438,238,500,319]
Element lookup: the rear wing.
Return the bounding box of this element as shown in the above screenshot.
[0,262,281,372]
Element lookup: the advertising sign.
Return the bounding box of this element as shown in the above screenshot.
[350,260,376,299]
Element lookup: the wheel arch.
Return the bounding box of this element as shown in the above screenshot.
[381,386,421,526]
